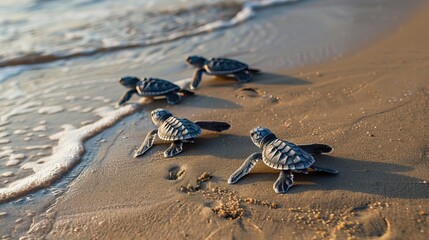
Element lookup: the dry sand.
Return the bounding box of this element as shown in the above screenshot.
[21,2,429,239]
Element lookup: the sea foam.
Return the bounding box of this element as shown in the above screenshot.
[0,103,139,202]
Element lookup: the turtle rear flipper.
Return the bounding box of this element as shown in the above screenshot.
[298,144,333,155]
[166,92,181,104]
[273,170,294,194]
[194,121,230,132]
[234,70,251,83]
[310,165,338,174]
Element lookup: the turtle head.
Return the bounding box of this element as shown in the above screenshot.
[186,55,207,68]
[151,108,173,126]
[250,127,276,148]
[119,76,140,89]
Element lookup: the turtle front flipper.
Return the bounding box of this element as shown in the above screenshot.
[298,144,333,155]
[273,170,294,194]
[134,129,158,158]
[228,152,262,184]
[190,68,206,89]
[117,89,137,106]
[310,165,338,174]
[164,141,183,158]
[234,70,251,83]
[166,92,181,104]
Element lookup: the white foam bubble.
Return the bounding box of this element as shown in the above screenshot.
[0,101,42,123]
[197,0,298,32]
[0,139,10,144]
[0,103,140,202]
[65,96,76,101]
[38,106,64,115]
[93,106,116,118]
[81,107,93,113]
[32,125,47,132]
[6,154,25,166]
[24,145,52,150]
[0,149,14,158]
[69,106,82,112]
[13,129,27,135]
[1,172,14,177]
[0,132,10,138]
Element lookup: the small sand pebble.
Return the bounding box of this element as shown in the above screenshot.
[0,139,10,144]
[0,212,7,218]
[198,172,212,182]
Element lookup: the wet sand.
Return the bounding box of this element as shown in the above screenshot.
[18,1,429,239]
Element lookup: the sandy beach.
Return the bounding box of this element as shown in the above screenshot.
[0,0,428,239]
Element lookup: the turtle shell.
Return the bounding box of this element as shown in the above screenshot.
[262,139,315,170]
[204,58,248,74]
[136,78,180,96]
[157,116,202,141]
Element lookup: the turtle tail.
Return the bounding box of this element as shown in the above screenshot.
[194,121,231,132]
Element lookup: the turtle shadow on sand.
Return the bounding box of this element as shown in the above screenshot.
[233,156,429,199]
[124,92,240,110]
[138,134,250,160]
[186,95,241,109]
[182,134,251,159]
[250,72,311,86]
[198,72,310,89]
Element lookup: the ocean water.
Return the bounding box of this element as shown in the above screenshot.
[0,0,301,68]
[0,0,421,236]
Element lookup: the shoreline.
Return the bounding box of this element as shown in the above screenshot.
[0,0,428,238]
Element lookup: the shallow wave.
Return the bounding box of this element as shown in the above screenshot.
[0,104,138,203]
[0,0,300,68]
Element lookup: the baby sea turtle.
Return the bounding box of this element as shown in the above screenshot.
[186,55,259,89]
[135,108,231,158]
[228,127,338,194]
[117,76,194,106]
